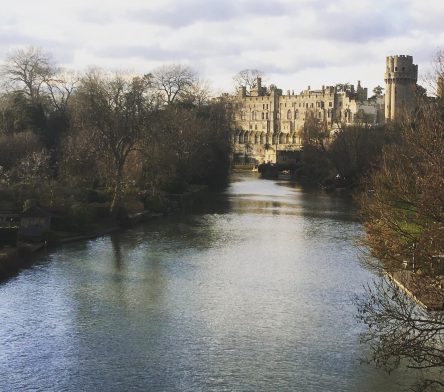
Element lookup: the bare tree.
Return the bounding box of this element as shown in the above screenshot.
[359,101,444,277]
[356,278,444,391]
[45,70,79,113]
[181,78,211,107]
[357,56,444,390]
[233,69,264,91]
[151,64,197,105]
[1,47,55,103]
[74,71,151,213]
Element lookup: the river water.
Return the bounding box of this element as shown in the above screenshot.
[0,173,417,391]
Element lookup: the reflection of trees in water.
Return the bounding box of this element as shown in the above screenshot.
[111,234,123,271]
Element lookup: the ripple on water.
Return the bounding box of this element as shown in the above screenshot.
[0,174,417,392]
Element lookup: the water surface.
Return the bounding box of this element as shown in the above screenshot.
[0,174,415,391]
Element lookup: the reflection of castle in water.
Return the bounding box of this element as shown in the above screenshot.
[228,55,418,164]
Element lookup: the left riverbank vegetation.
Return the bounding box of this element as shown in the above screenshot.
[0,47,233,246]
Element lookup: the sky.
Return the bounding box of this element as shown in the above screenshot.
[1,0,443,95]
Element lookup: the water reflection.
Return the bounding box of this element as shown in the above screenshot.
[0,173,417,391]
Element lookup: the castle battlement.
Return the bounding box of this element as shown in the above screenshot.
[229,55,417,164]
[385,55,418,121]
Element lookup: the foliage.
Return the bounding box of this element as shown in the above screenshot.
[329,125,396,186]
[372,85,384,98]
[357,87,444,391]
[73,71,151,213]
[359,100,444,276]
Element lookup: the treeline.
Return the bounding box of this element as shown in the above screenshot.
[299,74,444,389]
[0,47,233,223]
[297,79,443,279]
[295,114,398,188]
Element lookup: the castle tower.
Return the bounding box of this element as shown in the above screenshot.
[384,55,418,121]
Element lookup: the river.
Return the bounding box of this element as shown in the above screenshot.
[0,173,417,391]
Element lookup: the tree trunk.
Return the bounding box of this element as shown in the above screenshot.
[110,167,123,215]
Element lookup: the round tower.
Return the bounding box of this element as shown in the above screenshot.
[384,55,418,121]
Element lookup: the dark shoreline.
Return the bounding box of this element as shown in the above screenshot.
[0,186,210,281]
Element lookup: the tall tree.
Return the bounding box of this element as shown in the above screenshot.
[372,85,384,98]
[233,69,264,91]
[1,47,54,104]
[357,92,444,391]
[152,64,197,105]
[74,71,151,213]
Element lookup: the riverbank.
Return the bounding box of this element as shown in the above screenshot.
[0,185,209,281]
[389,270,444,310]
[0,172,418,392]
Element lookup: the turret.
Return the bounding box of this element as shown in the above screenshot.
[384,55,418,121]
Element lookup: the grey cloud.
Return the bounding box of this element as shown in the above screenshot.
[126,0,291,28]
[0,29,76,65]
[78,9,114,24]
[96,45,187,62]
[309,8,410,44]
[95,38,276,63]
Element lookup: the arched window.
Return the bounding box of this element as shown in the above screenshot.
[241,110,246,121]
[287,109,292,120]
[252,111,258,120]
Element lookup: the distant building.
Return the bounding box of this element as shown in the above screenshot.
[384,55,418,121]
[229,78,383,164]
[227,55,417,163]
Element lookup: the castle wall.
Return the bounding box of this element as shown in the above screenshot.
[231,56,417,163]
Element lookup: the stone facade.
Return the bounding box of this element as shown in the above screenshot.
[384,55,418,121]
[230,78,383,164]
[229,55,416,164]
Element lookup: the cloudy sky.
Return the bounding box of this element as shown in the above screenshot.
[1,0,443,94]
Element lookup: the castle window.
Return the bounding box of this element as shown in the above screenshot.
[241,110,246,120]
[262,112,265,119]
[252,111,258,120]
[329,102,333,107]
[266,112,269,119]
[287,109,292,120]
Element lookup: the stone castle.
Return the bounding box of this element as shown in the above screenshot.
[229,55,418,164]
